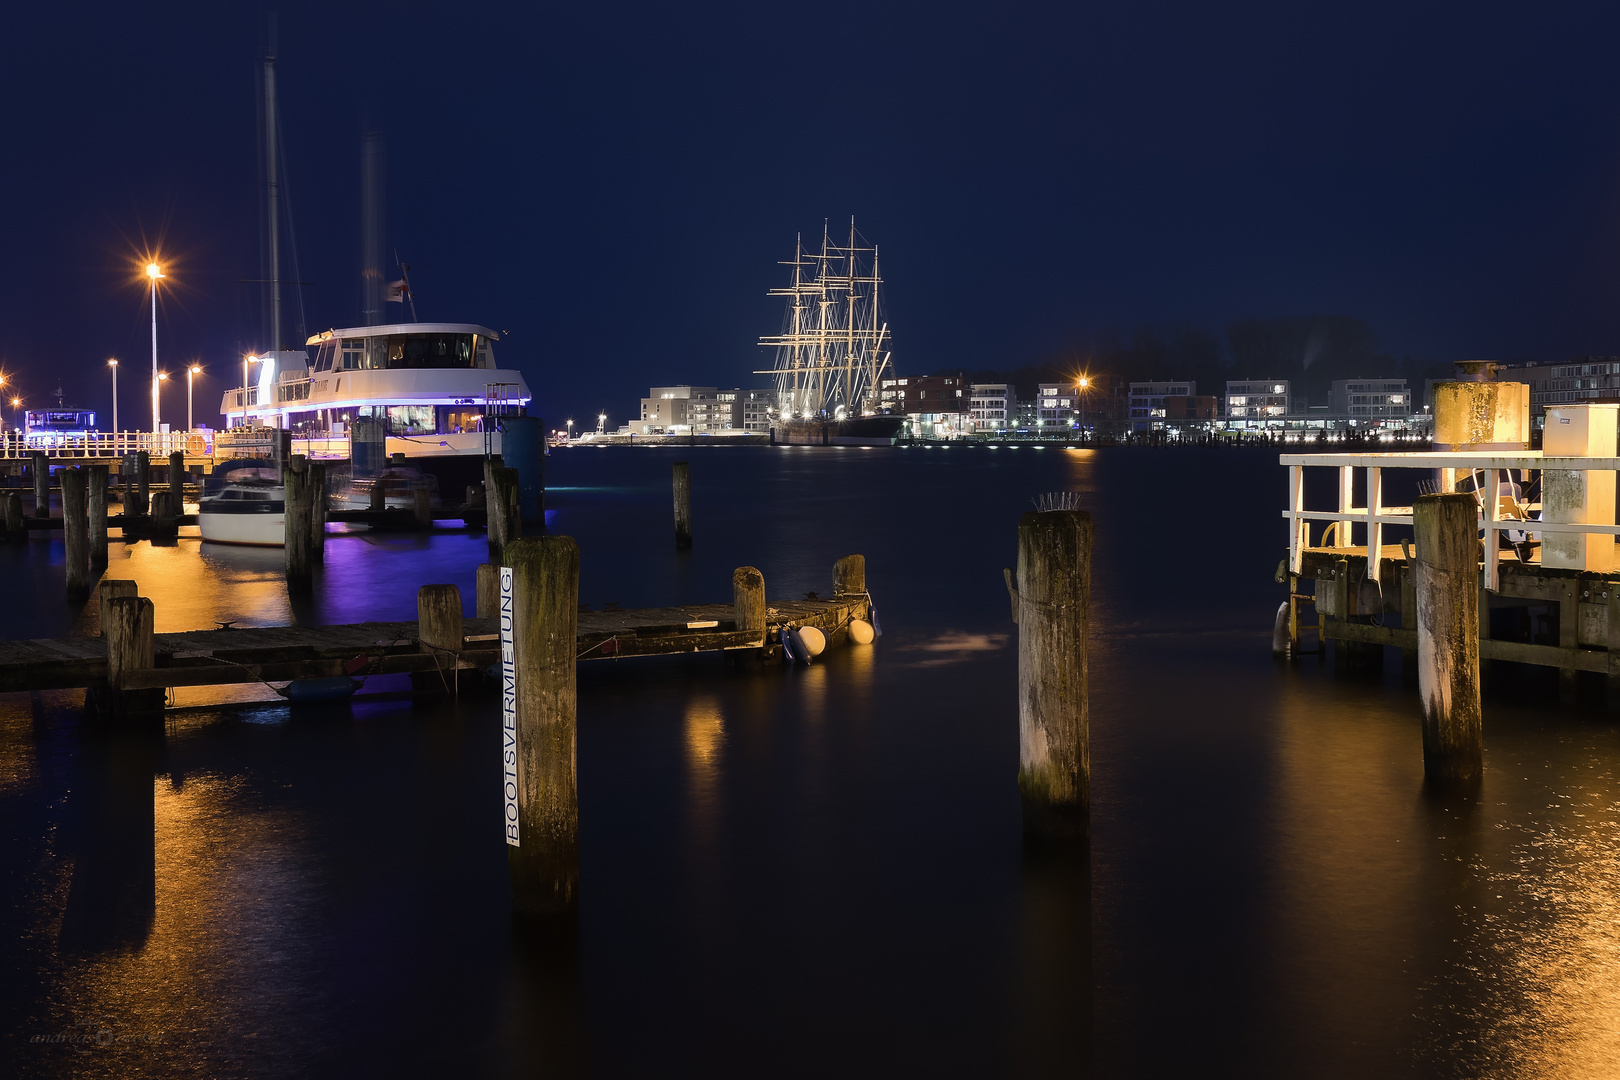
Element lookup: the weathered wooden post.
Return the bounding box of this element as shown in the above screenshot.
[733,566,765,637]
[476,562,501,619]
[102,595,162,719]
[98,579,139,637]
[61,467,90,597]
[284,455,313,595]
[308,462,327,564]
[416,584,464,696]
[1,491,22,541]
[1413,493,1483,782]
[485,461,521,560]
[134,451,150,517]
[833,554,866,598]
[88,463,109,565]
[168,451,185,500]
[504,535,580,916]
[413,483,433,528]
[673,461,692,549]
[369,479,386,512]
[1011,509,1092,837]
[148,489,179,538]
[31,451,49,518]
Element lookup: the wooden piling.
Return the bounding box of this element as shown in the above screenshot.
[673,461,692,549]
[62,467,90,597]
[505,535,580,916]
[98,579,139,637]
[102,595,162,718]
[485,460,521,560]
[31,451,49,518]
[134,452,150,517]
[88,464,109,565]
[369,479,386,512]
[476,562,501,619]
[732,566,765,636]
[1413,493,1483,782]
[168,451,185,497]
[416,584,464,696]
[308,462,327,564]
[413,483,433,528]
[284,455,313,595]
[833,554,866,598]
[1013,509,1092,837]
[1,491,22,541]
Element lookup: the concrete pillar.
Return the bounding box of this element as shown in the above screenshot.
[88,464,109,565]
[673,461,692,549]
[732,566,765,635]
[284,455,313,595]
[833,554,866,597]
[1014,509,1092,836]
[62,467,90,597]
[1541,403,1617,573]
[476,562,501,619]
[31,451,48,518]
[1413,493,1483,782]
[98,579,138,638]
[505,535,580,916]
[102,595,161,719]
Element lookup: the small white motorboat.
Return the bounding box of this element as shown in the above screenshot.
[198,460,285,546]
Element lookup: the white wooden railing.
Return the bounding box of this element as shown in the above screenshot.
[1281,451,1620,591]
[0,431,214,460]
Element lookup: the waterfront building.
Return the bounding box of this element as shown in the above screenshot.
[1037,383,1076,430]
[1328,379,1411,419]
[640,385,714,431]
[741,389,773,432]
[1162,395,1219,423]
[1497,358,1620,420]
[635,385,776,434]
[1128,380,1195,432]
[1225,380,1290,424]
[969,384,1012,432]
[878,373,967,415]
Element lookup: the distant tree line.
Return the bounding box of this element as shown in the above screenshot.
[960,315,1453,406]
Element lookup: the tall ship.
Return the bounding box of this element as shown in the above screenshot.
[757,221,903,445]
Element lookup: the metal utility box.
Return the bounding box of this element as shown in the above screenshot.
[1541,403,1617,572]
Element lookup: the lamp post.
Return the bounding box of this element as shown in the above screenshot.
[158,372,169,443]
[146,262,164,434]
[566,419,573,441]
[242,355,261,429]
[107,359,118,438]
[187,365,202,432]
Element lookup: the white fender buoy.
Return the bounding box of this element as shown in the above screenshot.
[848,619,875,645]
[798,626,826,656]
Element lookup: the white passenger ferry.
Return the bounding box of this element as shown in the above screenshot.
[220,322,533,470]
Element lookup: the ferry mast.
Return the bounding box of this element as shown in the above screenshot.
[757,220,891,420]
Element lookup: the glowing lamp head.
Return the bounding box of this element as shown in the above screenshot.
[158,372,168,382]
[107,358,117,367]
[190,365,202,375]
[145,262,164,280]
[10,397,18,408]
[1078,377,1089,388]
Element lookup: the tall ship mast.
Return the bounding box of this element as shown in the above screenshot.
[757,220,893,426]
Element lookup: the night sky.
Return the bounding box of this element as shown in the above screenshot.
[4,2,1620,428]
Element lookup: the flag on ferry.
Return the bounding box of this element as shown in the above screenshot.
[387,279,409,303]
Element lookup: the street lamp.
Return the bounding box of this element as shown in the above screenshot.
[566,418,573,440]
[107,359,118,436]
[242,355,261,429]
[187,364,202,431]
[146,261,164,434]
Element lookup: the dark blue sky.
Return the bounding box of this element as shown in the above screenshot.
[4,1,1620,427]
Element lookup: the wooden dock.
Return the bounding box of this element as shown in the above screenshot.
[0,595,868,695]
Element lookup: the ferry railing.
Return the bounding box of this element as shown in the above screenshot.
[0,431,214,460]
[1281,450,1620,592]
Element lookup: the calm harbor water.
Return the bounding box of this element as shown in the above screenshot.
[3,445,1619,1077]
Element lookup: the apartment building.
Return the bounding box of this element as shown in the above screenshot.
[1128,380,1196,431]
[1328,379,1411,419]
[1225,380,1290,422]
[969,384,1012,431]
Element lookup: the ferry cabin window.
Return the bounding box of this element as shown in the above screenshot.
[384,333,474,369]
[386,405,436,435]
[341,339,366,370]
[314,342,336,372]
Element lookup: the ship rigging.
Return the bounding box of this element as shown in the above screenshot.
[757,220,892,421]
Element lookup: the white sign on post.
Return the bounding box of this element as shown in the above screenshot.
[501,566,520,847]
